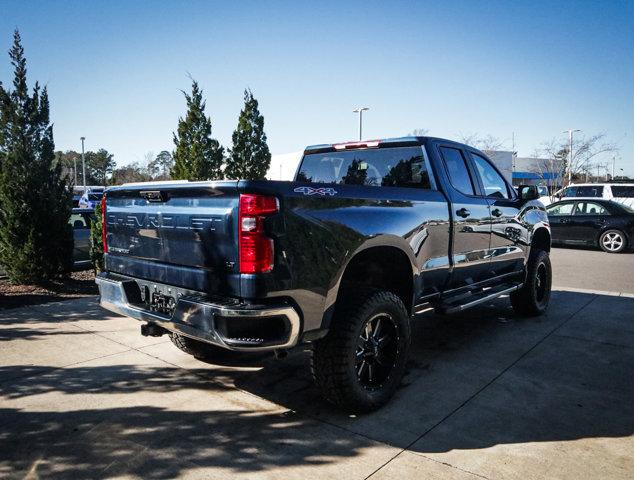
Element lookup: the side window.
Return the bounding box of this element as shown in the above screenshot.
[471,153,510,199]
[611,186,634,198]
[439,147,475,195]
[574,202,608,215]
[579,186,604,197]
[546,203,574,216]
[69,213,89,229]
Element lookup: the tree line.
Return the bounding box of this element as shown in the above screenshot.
[0,30,271,284]
[54,80,271,186]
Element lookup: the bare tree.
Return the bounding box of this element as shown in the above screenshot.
[408,128,429,137]
[528,147,566,202]
[457,133,505,156]
[537,133,617,187]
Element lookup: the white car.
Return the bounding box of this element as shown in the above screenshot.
[540,183,634,208]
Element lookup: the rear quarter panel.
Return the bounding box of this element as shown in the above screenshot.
[239,180,451,332]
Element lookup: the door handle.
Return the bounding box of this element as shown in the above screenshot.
[492,208,503,217]
[456,208,471,218]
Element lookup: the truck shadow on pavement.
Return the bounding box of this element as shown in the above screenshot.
[1,291,633,477]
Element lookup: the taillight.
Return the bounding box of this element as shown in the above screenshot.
[238,194,278,274]
[101,195,108,254]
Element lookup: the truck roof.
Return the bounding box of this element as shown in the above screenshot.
[304,136,466,154]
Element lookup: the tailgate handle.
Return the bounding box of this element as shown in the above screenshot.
[140,190,169,202]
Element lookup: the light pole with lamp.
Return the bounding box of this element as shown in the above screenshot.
[80,137,86,192]
[563,129,581,184]
[353,107,369,141]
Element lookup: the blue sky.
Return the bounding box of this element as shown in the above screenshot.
[1,0,633,175]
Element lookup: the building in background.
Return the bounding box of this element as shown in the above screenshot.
[486,151,514,183]
[512,156,563,188]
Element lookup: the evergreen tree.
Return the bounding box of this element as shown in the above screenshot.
[225,89,271,180]
[0,30,73,283]
[148,150,173,180]
[171,80,224,180]
[90,201,104,272]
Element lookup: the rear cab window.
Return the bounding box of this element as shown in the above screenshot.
[297,146,433,189]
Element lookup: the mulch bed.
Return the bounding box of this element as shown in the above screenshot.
[0,270,98,311]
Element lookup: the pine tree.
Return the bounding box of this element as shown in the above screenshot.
[225,89,271,180]
[90,201,104,272]
[0,30,73,283]
[171,80,224,180]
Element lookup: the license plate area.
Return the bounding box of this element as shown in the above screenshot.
[150,291,175,315]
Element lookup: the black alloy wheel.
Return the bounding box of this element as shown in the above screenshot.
[355,313,398,389]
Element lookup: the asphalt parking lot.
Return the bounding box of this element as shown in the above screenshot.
[1,248,633,479]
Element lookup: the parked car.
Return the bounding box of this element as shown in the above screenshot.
[541,183,634,208]
[96,136,552,412]
[0,208,94,277]
[546,198,634,253]
[79,191,104,209]
[70,208,95,268]
[72,185,105,207]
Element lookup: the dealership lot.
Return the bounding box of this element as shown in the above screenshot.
[1,248,633,479]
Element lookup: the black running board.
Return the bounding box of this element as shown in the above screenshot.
[435,283,523,315]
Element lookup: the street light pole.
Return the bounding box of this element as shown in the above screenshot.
[612,155,616,180]
[353,107,369,141]
[563,129,581,184]
[80,137,86,192]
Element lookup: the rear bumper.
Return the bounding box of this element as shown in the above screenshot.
[95,272,301,352]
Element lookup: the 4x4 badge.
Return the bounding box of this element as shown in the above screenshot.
[294,186,337,196]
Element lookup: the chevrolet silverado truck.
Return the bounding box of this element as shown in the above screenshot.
[96,136,552,412]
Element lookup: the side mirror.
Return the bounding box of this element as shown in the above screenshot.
[518,185,539,200]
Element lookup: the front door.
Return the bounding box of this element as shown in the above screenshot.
[546,201,575,243]
[468,151,525,276]
[437,145,492,290]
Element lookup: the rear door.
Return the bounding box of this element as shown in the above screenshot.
[104,182,241,295]
[436,144,492,290]
[568,201,609,245]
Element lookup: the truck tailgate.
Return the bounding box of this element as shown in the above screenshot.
[104,181,240,294]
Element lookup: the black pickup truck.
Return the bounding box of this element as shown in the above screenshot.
[96,136,552,412]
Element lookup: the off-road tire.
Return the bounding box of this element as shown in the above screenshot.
[599,229,627,253]
[169,333,233,361]
[510,249,552,316]
[311,289,411,413]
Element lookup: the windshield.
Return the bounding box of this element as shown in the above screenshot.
[87,194,102,201]
[297,146,432,189]
[537,186,549,196]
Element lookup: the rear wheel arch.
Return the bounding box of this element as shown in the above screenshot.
[335,246,415,316]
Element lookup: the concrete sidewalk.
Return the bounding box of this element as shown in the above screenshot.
[1,289,633,479]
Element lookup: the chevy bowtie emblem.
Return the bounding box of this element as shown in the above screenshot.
[294,186,337,196]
